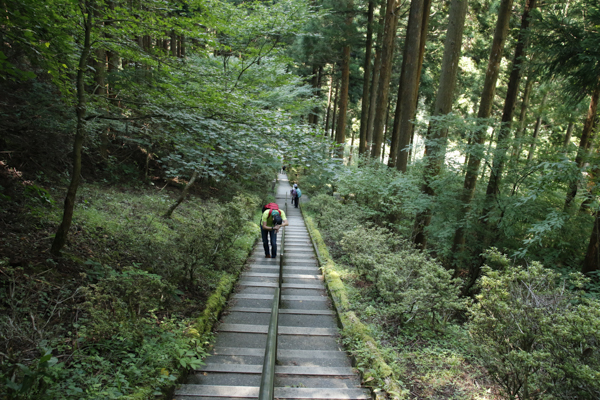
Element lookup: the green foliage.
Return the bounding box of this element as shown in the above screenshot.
[341,227,465,330]
[469,249,600,400]
[306,190,465,331]
[3,348,60,398]
[79,265,176,340]
[303,193,367,245]
[533,0,600,99]
[23,185,55,206]
[303,215,408,399]
[170,194,260,285]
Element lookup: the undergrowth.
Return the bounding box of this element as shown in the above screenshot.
[300,161,600,400]
[0,181,263,399]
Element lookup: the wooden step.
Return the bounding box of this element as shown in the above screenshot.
[175,385,371,399]
[217,324,337,336]
[198,364,356,376]
[229,307,333,315]
[212,347,347,359]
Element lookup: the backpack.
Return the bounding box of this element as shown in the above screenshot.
[262,202,280,214]
[291,188,297,197]
[296,188,302,198]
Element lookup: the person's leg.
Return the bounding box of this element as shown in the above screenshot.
[261,227,270,257]
[269,229,277,257]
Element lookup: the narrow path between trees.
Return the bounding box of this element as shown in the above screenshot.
[174,173,370,399]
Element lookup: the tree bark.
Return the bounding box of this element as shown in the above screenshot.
[513,75,534,162]
[451,0,514,263]
[583,208,600,274]
[484,0,537,210]
[335,1,354,159]
[366,12,385,156]
[309,64,320,125]
[335,45,351,157]
[412,0,468,249]
[564,87,600,210]
[371,0,399,159]
[359,0,375,156]
[324,68,334,134]
[51,1,94,256]
[331,76,339,140]
[390,0,429,171]
[563,121,574,152]
[526,91,547,163]
[171,30,177,57]
[164,170,199,218]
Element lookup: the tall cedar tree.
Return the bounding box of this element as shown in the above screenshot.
[413,0,469,249]
[335,1,354,158]
[371,0,399,159]
[451,0,514,271]
[359,0,375,155]
[388,0,431,170]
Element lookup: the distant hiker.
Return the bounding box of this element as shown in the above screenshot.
[291,183,301,208]
[290,184,298,208]
[281,165,287,173]
[261,203,288,258]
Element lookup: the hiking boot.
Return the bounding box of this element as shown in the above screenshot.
[265,255,271,258]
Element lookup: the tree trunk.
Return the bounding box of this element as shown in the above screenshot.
[565,88,600,210]
[335,45,351,158]
[366,13,385,156]
[451,0,514,264]
[583,208,600,274]
[390,0,428,171]
[171,30,177,57]
[513,75,534,162]
[412,0,469,249]
[349,128,356,164]
[324,68,334,134]
[359,0,375,156]
[164,170,199,218]
[51,2,94,256]
[563,121,574,152]
[371,0,399,159]
[526,91,547,163]
[309,64,320,125]
[331,76,339,140]
[484,0,537,209]
[335,1,354,159]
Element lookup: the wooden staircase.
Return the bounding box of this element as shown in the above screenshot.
[174,174,370,400]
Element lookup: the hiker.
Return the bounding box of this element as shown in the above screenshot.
[261,203,288,258]
[291,183,301,208]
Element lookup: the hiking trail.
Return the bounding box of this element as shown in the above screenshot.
[174,173,370,399]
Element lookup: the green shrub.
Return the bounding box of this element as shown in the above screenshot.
[468,249,600,400]
[80,265,177,340]
[341,227,465,330]
[169,193,259,286]
[303,193,367,248]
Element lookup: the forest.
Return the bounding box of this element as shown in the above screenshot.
[1,0,599,398]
